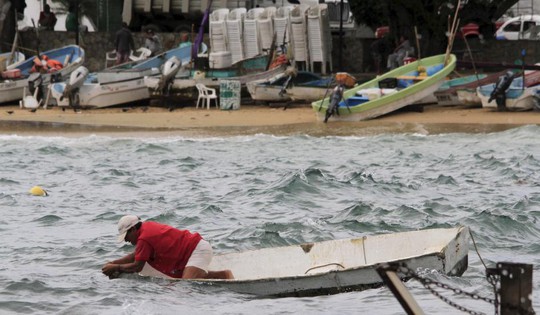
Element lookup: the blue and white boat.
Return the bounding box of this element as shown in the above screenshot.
[49,44,194,108]
[0,45,84,104]
[477,70,540,111]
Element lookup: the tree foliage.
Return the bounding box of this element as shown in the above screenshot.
[350,0,519,55]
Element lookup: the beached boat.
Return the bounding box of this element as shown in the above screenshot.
[434,74,488,106]
[138,226,469,297]
[246,70,333,102]
[454,71,508,107]
[311,54,456,122]
[0,51,25,69]
[0,45,84,105]
[144,54,281,99]
[49,45,194,108]
[477,72,540,111]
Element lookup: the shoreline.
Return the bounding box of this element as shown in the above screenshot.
[0,104,539,137]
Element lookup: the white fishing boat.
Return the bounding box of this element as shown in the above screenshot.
[0,51,25,69]
[144,53,286,100]
[49,45,193,108]
[477,70,540,111]
[0,45,84,104]
[139,226,470,297]
[247,69,334,102]
[477,78,540,111]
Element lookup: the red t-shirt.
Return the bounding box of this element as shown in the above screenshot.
[134,221,202,278]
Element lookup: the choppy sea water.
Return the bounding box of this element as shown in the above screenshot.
[1,125,540,314]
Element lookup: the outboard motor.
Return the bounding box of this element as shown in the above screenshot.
[50,72,63,83]
[156,56,182,95]
[19,73,43,110]
[488,71,515,111]
[324,84,345,123]
[28,73,43,99]
[61,66,89,109]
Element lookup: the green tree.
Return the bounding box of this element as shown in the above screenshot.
[350,0,519,56]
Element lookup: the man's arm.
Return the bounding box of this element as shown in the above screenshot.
[102,252,145,279]
[111,252,135,264]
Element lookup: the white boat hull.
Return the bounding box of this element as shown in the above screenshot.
[247,84,291,102]
[0,61,83,104]
[139,226,469,297]
[287,86,331,102]
[52,78,151,108]
[456,89,482,106]
[477,86,538,111]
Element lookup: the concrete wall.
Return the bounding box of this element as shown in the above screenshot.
[17,29,540,74]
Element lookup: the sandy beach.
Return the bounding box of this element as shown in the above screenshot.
[0,103,539,136]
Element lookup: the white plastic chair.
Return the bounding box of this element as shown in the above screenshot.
[129,47,152,61]
[105,50,117,68]
[195,83,218,109]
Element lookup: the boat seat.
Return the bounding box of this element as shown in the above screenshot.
[195,83,218,109]
[396,75,427,81]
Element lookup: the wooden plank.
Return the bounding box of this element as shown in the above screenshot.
[395,75,427,81]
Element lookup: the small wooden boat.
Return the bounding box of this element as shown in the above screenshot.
[455,71,508,107]
[311,54,456,122]
[49,45,194,108]
[246,70,333,102]
[139,226,470,297]
[0,45,84,105]
[477,71,540,111]
[434,74,488,106]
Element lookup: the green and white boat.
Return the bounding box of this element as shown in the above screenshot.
[312,54,457,122]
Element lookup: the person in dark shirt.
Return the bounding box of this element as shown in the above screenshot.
[38,4,57,30]
[65,4,77,32]
[114,22,135,65]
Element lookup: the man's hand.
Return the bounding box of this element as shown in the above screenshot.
[102,263,120,279]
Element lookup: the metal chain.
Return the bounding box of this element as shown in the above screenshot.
[399,266,495,315]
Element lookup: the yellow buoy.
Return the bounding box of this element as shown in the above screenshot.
[29,186,48,196]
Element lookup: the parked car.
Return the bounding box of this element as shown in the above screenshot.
[495,15,540,40]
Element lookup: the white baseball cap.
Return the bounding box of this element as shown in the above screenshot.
[117,215,141,242]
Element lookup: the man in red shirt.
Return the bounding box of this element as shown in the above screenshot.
[102,215,233,280]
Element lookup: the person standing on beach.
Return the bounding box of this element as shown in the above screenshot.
[114,23,135,65]
[38,4,57,30]
[102,215,234,280]
[178,32,191,48]
[144,28,162,57]
[65,4,77,32]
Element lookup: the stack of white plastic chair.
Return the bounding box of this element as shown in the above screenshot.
[243,7,265,58]
[274,6,294,51]
[307,4,332,74]
[257,7,277,53]
[209,8,230,53]
[289,5,310,71]
[226,8,247,64]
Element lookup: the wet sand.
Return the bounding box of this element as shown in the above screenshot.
[0,103,539,137]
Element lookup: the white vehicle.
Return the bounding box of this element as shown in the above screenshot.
[495,15,540,40]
